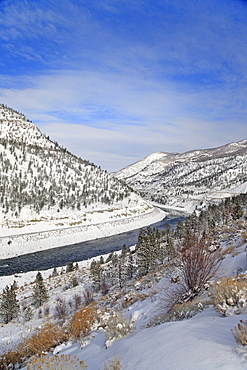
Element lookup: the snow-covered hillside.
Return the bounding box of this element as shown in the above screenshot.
[0,105,165,257]
[1,196,247,369]
[115,140,247,213]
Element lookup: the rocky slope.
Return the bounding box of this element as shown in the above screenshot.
[115,140,247,213]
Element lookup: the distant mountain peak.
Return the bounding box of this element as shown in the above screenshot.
[115,140,247,213]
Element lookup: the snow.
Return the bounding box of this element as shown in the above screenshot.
[115,140,247,214]
[63,308,246,370]
[0,242,245,370]
[0,206,166,259]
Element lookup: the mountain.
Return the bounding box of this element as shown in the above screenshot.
[0,105,164,257]
[115,140,247,213]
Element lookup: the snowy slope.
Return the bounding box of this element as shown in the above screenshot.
[115,140,247,213]
[0,105,165,257]
[1,232,247,370]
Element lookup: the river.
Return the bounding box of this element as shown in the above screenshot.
[0,215,183,277]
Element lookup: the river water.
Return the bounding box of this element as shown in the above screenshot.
[0,216,183,277]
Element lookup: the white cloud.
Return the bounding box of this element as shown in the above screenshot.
[0,66,246,171]
[0,0,247,170]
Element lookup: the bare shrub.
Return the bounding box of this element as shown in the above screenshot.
[210,274,247,316]
[70,276,79,288]
[105,311,133,348]
[73,293,83,310]
[22,302,33,322]
[101,281,109,295]
[53,297,68,320]
[26,354,87,369]
[231,320,247,346]
[83,285,94,305]
[43,305,50,317]
[180,239,222,299]
[68,303,97,339]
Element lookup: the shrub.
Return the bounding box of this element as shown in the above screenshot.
[104,355,124,370]
[147,300,205,327]
[26,354,87,369]
[0,345,27,370]
[180,240,222,299]
[54,297,68,320]
[210,274,247,316]
[83,285,94,305]
[73,293,82,310]
[231,320,247,346]
[68,303,97,339]
[0,324,68,369]
[24,323,68,355]
[165,301,204,321]
[105,311,133,348]
[70,276,79,288]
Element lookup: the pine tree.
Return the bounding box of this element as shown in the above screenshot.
[52,267,58,277]
[32,272,48,307]
[66,261,74,273]
[0,285,19,323]
[136,227,161,277]
[90,260,102,291]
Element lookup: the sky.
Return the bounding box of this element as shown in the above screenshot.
[0,0,247,172]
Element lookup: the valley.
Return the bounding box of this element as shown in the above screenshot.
[0,105,247,369]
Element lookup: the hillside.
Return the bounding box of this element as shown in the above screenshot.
[0,194,247,369]
[115,140,247,214]
[0,105,165,258]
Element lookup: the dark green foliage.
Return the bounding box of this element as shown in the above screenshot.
[0,285,19,323]
[32,272,48,308]
[66,262,74,273]
[51,267,58,277]
[90,260,102,291]
[136,227,162,277]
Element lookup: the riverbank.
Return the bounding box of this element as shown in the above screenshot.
[0,207,166,260]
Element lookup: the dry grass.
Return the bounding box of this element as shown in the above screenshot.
[24,322,68,355]
[67,303,97,339]
[105,311,133,348]
[104,355,125,370]
[221,245,236,256]
[26,354,87,370]
[231,320,247,346]
[210,274,247,316]
[0,323,68,369]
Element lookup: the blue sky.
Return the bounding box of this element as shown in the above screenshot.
[0,0,247,171]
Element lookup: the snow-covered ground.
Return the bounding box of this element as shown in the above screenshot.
[1,235,247,370]
[0,203,166,259]
[57,308,247,370]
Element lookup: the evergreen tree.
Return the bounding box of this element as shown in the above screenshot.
[0,285,19,324]
[52,267,58,277]
[136,227,161,277]
[90,260,102,291]
[66,261,74,273]
[32,272,48,307]
[126,254,135,280]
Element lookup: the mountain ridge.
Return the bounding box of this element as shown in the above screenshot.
[115,140,247,212]
[0,105,165,258]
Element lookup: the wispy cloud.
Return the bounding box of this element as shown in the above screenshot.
[0,0,247,171]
